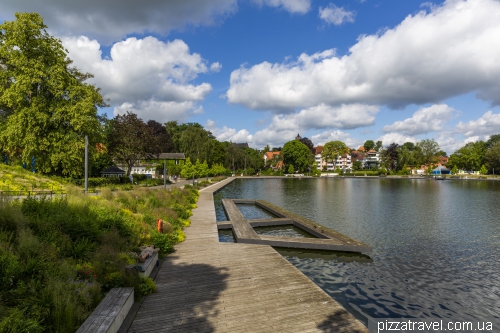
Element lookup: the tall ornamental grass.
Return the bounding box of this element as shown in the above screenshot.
[0,185,198,332]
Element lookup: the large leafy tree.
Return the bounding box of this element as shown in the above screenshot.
[0,13,106,177]
[448,141,486,171]
[485,142,500,173]
[416,139,441,168]
[382,143,399,171]
[363,140,375,152]
[322,140,349,166]
[107,112,154,176]
[179,126,214,162]
[146,120,173,154]
[282,140,313,172]
[299,137,315,154]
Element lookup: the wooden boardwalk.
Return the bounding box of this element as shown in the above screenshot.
[220,199,372,253]
[127,178,368,333]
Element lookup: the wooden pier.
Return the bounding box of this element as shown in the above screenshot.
[219,199,372,253]
[126,178,368,332]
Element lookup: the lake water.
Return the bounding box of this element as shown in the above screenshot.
[214,178,500,326]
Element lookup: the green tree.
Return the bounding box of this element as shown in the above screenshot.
[200,160,209,178]
[382,143,399,171]
[165,121,205,153]
[447,141,485,171]
[107,112,153,176]
[322,141,349,167]
[179,126,214,162]
[282,140,313,173]
[374,140,383,152]
[480,164,488,175]
[181,157,195,179]
[352,160,362,171]
[451,165,458,175]
[288,164,295,174]
[363,140,375,152]
[0,13,106,177]
[416,139,441,169]
[485,134,500,149]
[484,142,500,173]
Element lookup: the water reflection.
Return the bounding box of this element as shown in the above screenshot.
[254,225,315,238]
[218,229,235,243]
[214,178,500,326]
[236,203,277,220]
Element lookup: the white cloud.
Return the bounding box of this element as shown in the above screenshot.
[435,132,463,155]
[114,101,201,123]
[224,103,377,147]
[227,0,500,110]
[382,104,457,135]
[455,111,500,138]
[63,36,216,122]
[319,4,356,25]
[0,0,238,44]
[210,62,223,72]
[376,133,416,146]
[252,0,311,14]
[293,104,379,129]
[205,120,254,143]
[311,130,359,148]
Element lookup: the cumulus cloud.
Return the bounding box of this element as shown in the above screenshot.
[210,104,379,147]
[382,104,457,135]
[435,132,463,155]
[311,130,359,148]
[63,36,216,122]
[227,0,500,111]
[251,0,311,14]
[205,120,254,143]
[455,111,500,138]
[0,0,238,44]
[319,4,356,25]
[376,133,416,146]
[115,101,202,123]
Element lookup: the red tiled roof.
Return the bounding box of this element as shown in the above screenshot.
[264,151,280,159]
[314,146,323,154]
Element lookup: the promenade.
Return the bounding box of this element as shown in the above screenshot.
[127,177,367,332]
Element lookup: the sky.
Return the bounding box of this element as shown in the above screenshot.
[2,0,500,154]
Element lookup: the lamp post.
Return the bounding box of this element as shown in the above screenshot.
[84,135,88,194]
[163,160,167,189]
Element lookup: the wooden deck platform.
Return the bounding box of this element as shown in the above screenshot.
[127,178,368,333]
[220,199,372,253]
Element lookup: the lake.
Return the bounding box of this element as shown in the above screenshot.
[214,178,500,326]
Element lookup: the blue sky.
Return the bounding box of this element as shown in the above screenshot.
[1,0,500,153]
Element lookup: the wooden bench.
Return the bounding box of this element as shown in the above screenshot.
[136,250,159,278]
[76,287,134,333]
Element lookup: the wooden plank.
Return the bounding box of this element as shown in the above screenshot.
[128,177,368,333]
[221,198,260,240]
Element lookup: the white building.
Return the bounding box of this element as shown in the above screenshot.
[314,146,352,171]
[362,150,380,169]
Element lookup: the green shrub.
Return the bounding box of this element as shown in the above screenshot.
[0,307,44,333]
[139,277,156,296]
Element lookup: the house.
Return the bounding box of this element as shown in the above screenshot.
[314,146,353,171]
[363,150,380,169]
[101,166,125,177]
[263,151,281,165]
